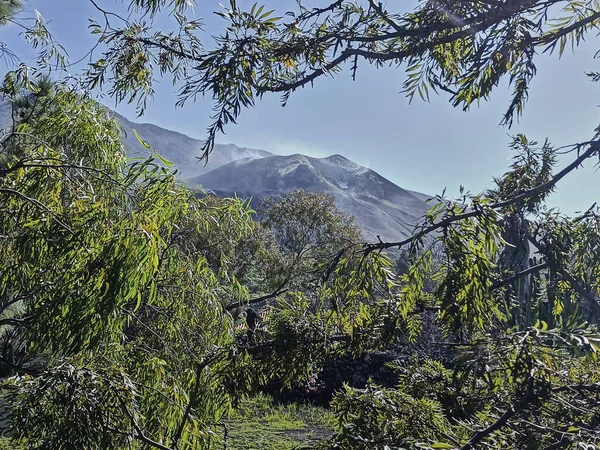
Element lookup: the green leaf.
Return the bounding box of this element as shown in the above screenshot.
[132,128,174,167]
[132,128,152,149]
[153,149,174,167]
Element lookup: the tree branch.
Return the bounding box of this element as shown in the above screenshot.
[0,187,74,234]
[122,34,203,62]
[527,234,600,315]
[364,139,599,253]
[171,350,226,447]
[225,277,291,311]
[461,391,535,450]
[266,51,353,93]
[536,10,600,46]
[0,355,39,376]
[368,0,403,33]
[300,0,345,22]
[271,0,545,93]
[0,160,120,185]
[0,317,28,328]
[491,263,549,290]
[552,382,600,394]
[119,398,175,450]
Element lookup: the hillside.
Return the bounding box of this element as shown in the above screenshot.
[113,111,272,179]
[0,98,272,180]
[190,153,430,242]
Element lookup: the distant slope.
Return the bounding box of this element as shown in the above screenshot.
[0,98,272,180]
[109,112,272,180]
[190,154,430,242]
[0,98,431,240]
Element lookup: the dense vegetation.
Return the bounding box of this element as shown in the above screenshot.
[0,0,600,449]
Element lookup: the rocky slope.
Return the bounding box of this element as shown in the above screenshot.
[114,112,272,179]
[190,153,430,242]
[0,98,271,180]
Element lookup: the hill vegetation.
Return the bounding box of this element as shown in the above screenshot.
[0,1,600,449]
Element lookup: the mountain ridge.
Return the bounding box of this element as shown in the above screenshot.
[191,153,429,242]
[113,111,273,180]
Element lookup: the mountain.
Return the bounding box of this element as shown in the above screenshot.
[0,98,272,180]
[114,112,272,179]
[0,98,430,240]
[190,153,430,242]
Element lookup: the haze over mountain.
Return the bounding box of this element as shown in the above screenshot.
[0,98,272,180]
[118,112,434,240]
[0,98,431,240]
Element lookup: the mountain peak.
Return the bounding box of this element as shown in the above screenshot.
[110,111,273,179]
[0,97,430,242]
[324,153,348,162]
[191,153,429,242]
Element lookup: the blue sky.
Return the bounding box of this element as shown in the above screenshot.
[3,0,599,214]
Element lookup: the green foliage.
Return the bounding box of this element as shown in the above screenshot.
[327,383,452,450]
[0,81,384,448]
[5,363,135,450]
[434,199,503,335]
[0,84,252,448]
[77,0,600,156]
[489,135,556,214]
[259,189,362,292]
[0,1,20,24]
[261,190,361,259]
[323,325,600,449]
[2,1,600,449]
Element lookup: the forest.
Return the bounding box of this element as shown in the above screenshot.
[1,0,600,449]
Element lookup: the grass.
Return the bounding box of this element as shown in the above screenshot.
[223,393,336,450]
[0,392,336,450]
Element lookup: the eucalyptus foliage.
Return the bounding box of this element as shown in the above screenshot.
[0,80,252,448]
[80,0,600,155]
[1,0,600,449]
[0,79,395,448]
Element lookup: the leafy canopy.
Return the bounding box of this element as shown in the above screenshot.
[80,0,600,156]
[0,1,600,449]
